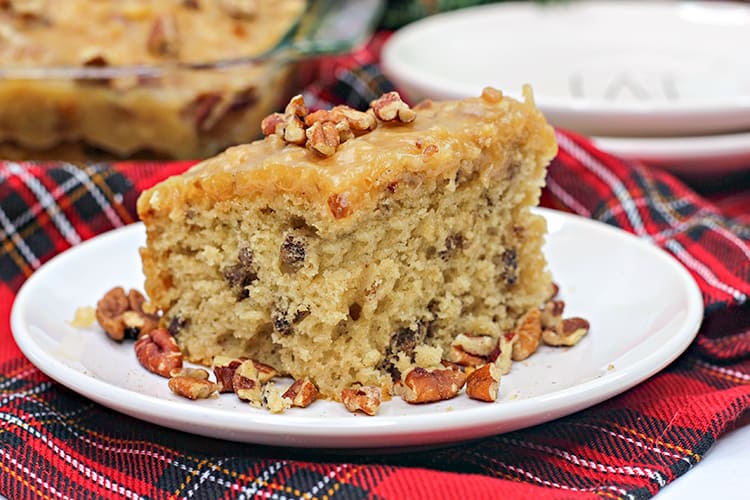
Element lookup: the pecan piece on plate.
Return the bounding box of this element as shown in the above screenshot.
[341,386,381,416]
[96,287,159,341]
[466,363,500,402]
[135,328,182,377]
[511,308,542,361]
[283,378,318,408]
[542,317,590,347]
[393,366,466,404]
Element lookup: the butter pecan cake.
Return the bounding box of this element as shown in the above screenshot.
[137,88,559,400]
[0,0,304,159]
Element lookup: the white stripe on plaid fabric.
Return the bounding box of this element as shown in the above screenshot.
[570,423,690,463]
[665,239,746,303]
[7,162,82,247]
[3,173,83,231]
[0,366,38,389]
[555,132,647,237]
[61,163,125,229]
[235,461,287,500]
[167,458,284,498]
[625,187,750,271]
[491,460,634,499]
[703,218,750,267]
[306,465,346,497]
[0,449,70,500]
[0,412,143,499]
[0,194,42,270]
[497,436,667,486]
[545,176,591,217]
[0,380,52,407]
[695,359,750,383]
[184,459,226,499]
[169,459,294,499]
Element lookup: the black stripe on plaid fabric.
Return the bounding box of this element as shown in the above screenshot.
[330,64,395,109]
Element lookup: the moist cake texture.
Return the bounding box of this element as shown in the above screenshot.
[137,87,558,399]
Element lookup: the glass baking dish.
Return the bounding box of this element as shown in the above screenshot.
[0,0,383,160]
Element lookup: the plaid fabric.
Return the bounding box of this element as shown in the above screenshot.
[3,36,750,500]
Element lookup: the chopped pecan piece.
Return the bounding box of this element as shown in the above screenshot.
[135,328,183,378]
[305,106,376,136]
[542,317,590,347]
[7,0,46,20]
[489,332,517,375]
[540,299,565,329]
[96,287,159,341]
[283,115,307,146]
[341,386,381,416]
[260,112,285,136]
[446,345,485,367]
[333,106,377,134]
[282,379,318,408]
[169,367,210,379]
[190,93,225,131]
[394,367,466,404]
[232,359,263,405]
[168,376,219,400]
[327,193,352,219]
[147,14,179,57]
[511,309,542,361]
[261,94,307,145]
[79,48,108,68]
[466,363,500,402]
[212,356,246,392]
[285,94,308,118]
[546,282,560,301]
[306,120,340,157]
[481,87,504,103]
[452,333,495,357]
[370,92,416,123]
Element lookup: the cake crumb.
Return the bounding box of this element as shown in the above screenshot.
[607,363,615,372]
[69,306,96,328]
[262,383,292,414]
[509,392,520,400]
[414,345,443,367]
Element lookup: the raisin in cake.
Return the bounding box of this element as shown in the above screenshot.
[137,87,557,399]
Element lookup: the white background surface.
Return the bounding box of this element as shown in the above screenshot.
[657,423,750,498]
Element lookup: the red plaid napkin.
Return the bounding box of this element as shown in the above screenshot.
[3,35,750,500]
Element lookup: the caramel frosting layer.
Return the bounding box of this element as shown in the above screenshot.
[137,88,557,223]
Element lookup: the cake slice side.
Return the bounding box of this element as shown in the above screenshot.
[138,88,557,399]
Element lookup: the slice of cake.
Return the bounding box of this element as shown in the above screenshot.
[137,87,557,400]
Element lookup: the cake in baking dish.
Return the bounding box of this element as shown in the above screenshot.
[137,87,558,399]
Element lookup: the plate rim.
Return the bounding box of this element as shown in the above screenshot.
[591,130,750,175]
[381,0,750,134]
[10,209,704,448]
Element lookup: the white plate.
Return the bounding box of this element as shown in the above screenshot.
[10,209,703,448]
[382,1,750,136]
[592,131,750,177]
